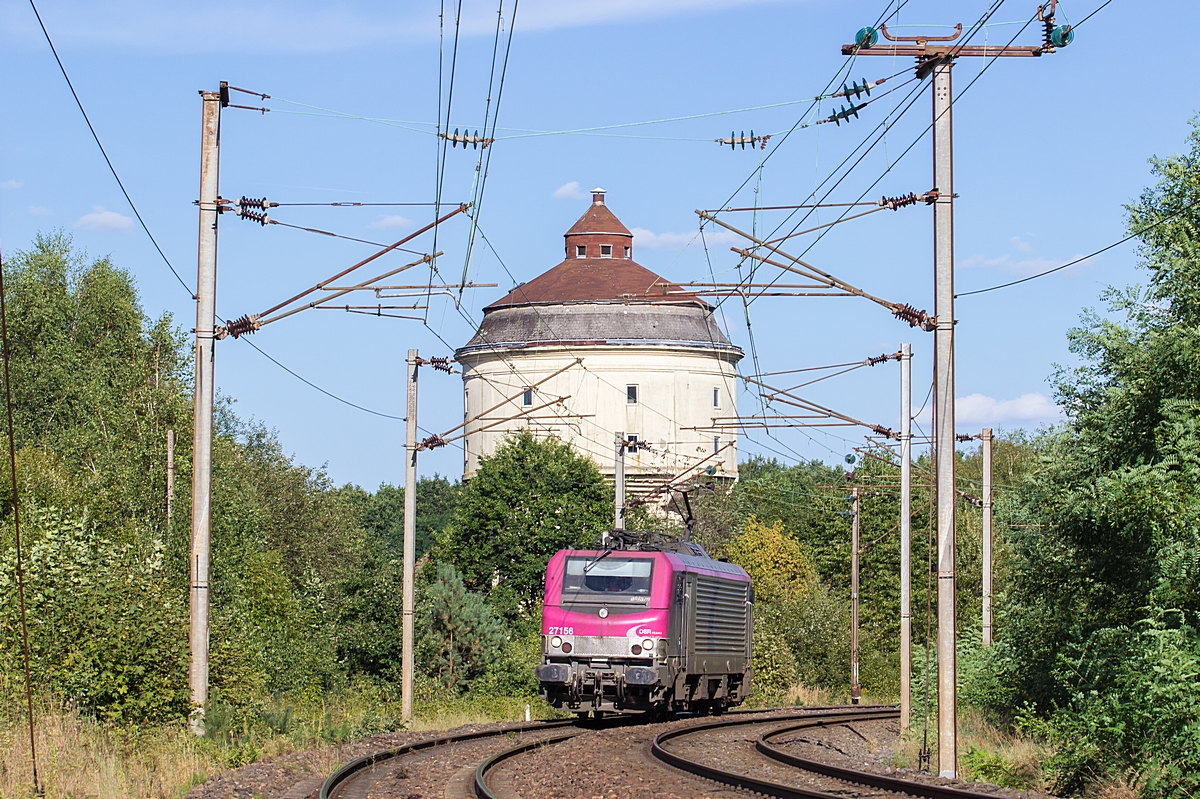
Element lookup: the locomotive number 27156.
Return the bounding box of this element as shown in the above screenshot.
[547,627,574,636]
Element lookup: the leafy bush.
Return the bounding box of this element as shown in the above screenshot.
[0,506,189,723]
[1030,614,1200,799]
[751,628,797,702]
[469,628,542,698]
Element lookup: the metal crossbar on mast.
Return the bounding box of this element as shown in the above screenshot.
[844,4,1062,775]
[696,212,935,329]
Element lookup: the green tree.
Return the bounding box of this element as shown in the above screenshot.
[416,563,506,690]
[438,432,609,621]
[724,516,816,604]
[350,475,461,560]
[974,120,1200,798]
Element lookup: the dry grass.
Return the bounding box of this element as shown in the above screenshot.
[893,707,1048,791]
[785,683,838,707]
[0,694,552,799]
[0,707,217,799]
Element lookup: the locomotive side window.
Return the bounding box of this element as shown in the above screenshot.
[563,557,652,601]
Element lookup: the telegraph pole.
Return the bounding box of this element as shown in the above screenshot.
[843,15,1061,774]
[402,349,419,723]
[612,432,626,541]
[167,429,176,528]
[899,344,913,729]
[189,88,221,736]
[981,428,993,647]
[850,486,861,705]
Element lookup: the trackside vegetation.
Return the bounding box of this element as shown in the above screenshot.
[2,120,1199,798]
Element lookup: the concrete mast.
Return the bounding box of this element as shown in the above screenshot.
[900,343,913,729]
[189,88,221,736]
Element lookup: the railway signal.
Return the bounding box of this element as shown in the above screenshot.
[842,4,1063,775]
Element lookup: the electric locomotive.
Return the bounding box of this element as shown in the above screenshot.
[535,531,753,716]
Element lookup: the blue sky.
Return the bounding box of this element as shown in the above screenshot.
[2,0,1195,489]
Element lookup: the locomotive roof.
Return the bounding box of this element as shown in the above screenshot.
[555,548,749,581]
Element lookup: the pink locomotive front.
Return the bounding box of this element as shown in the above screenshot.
[542,550,672,640]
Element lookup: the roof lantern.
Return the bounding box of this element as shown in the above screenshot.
[482,192,709,311]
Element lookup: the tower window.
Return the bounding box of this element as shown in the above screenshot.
[713,387,720,408]
[713,436,721,454]
[627,434,639,449]
[624,246,631,259]
[626,384,638,404]
[523,388,533,406]
[576,244,586,258]
[600,244,612,258]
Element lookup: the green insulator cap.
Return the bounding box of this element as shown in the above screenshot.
[705,465,717,475]
[856,26,879,48]
[1050,25,1074,47]
[845,453,857,464]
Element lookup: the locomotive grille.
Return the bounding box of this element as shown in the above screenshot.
[693,575,749,655]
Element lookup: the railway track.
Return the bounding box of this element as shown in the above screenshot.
[318,718,576,799]
[652,706,1005,799]
[473,706,890,799]
[319,704,1008,799]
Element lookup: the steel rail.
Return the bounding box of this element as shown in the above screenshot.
[318,705,871,798]
[318,719,573,799]
[473,730,582,798]
[758,719,1008,799]
[651,707,900,799]
[471,706,860,798]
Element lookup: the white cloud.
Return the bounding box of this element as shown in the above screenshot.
[553,181,586,200]
[0,179,21,189]
[959,252,1085,276]
[631,226,738,251]
[74,205,132,231]
[2,0,798,54]
[955,393,1062,426]
[914,392,1063,428]
[1009,235,1033,254]
[29,206,52,216]
[369,214,414,230]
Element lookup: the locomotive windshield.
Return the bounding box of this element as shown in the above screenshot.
[562,556,653,602]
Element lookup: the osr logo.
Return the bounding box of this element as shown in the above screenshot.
[636,627,654,636]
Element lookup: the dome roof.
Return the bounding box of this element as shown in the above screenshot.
[484,258,700,310]
[460,192,741,362]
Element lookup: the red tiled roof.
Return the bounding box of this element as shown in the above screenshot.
[564,202,632,237]
[484,258,703,310]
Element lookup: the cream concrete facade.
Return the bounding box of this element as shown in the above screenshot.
[458,343,739,490]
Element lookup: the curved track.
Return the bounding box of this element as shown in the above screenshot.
[323,704,991,799]
[652,707,900,798]
[653,707,1010,799]
[474,706,889,798]
[318,719,574,799]
[756,718,1008,799]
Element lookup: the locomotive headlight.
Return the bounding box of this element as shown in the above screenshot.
[641,639,655,652]
[550,636,563,649]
